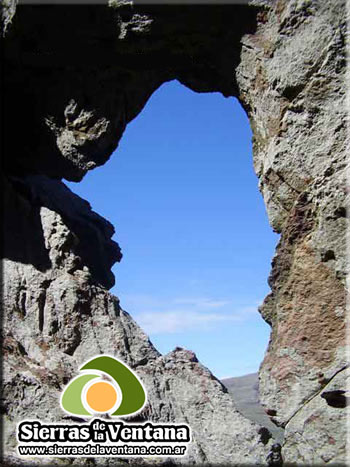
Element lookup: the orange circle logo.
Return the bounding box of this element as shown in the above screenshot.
[86,381,117,413]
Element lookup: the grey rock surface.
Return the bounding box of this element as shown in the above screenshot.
[236,1,348,446]
[1,0,17,36]
[2,0,348,465]
[282,366,350,465]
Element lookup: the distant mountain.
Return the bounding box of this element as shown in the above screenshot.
[221,373,284,443]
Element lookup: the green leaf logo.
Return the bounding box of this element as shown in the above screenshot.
[61,355,147,417]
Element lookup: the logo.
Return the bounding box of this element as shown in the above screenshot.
[61,355,146,417]
[17,355,191,459]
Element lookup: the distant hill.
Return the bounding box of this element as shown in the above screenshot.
[221,373,284,443]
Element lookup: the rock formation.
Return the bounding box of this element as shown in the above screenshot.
[1,0,348,465]
[2,175,269,465]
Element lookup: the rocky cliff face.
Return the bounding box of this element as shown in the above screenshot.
[2,0,348,465]
[236,1,349,463]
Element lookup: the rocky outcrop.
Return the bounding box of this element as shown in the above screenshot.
[1,0,17,36]
[282,367,350,465]
[2,0,348,465]
[2,176,269,465]
[2,2,258,181]
[236,2,348,461]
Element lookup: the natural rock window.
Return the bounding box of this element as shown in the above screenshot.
[68,80,279,380]
[2,1,347,465]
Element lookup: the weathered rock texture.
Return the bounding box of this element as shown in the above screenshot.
[2,0,348,465]
[1,0,17,36]
[236,2,349,463]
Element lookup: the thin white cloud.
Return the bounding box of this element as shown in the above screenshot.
[135,310,241,335]
[172,297,232,309]
[120,294,263,335]
[121,294,243,311]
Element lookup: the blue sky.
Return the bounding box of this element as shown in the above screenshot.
[67,80,279,379]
